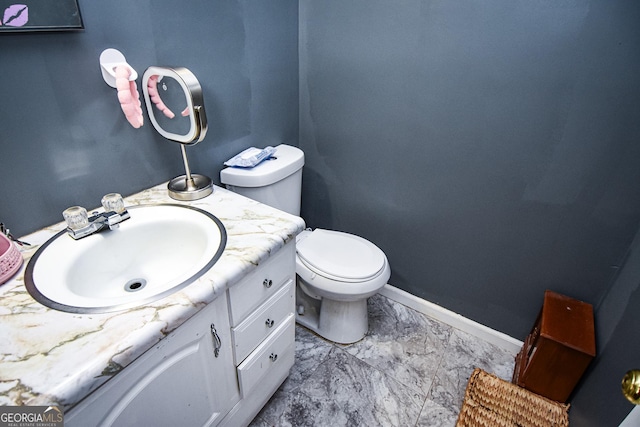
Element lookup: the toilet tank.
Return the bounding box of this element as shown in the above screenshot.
[220,144,305,216]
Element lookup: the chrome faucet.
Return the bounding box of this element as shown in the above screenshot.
[65,209,130,240]
[63,193,130,240]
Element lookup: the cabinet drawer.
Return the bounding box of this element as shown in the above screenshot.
[228,243,295,326]
[232,280,294,365]
[237,314,295,397]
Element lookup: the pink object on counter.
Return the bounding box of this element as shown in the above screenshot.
[0,233,23,285]
[115,65,144,128]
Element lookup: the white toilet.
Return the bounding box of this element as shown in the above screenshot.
[220,144,390,344]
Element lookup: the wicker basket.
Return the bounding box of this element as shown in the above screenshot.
[456,368,569,427]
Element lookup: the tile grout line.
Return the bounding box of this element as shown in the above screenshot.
[304,325,435,426]
[414,324,457,427]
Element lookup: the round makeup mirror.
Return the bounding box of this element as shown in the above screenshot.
[142,66,212,200]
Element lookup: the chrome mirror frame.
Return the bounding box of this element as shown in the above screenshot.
[142,66,212,200]
[142,66,208,144]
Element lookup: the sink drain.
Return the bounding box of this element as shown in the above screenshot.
[124,278,147,292]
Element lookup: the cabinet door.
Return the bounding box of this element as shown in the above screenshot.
[66,297,239,427]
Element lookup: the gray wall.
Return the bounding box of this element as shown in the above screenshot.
[0,0,298,237]
[299,0,640,424]
[571,227,640,424]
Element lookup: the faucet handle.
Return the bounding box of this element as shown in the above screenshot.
[101,193,125,213]
[63,206,89,230]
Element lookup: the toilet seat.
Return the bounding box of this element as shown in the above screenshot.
[296,229,386,283]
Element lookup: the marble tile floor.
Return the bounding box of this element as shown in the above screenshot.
[249,293,517,427]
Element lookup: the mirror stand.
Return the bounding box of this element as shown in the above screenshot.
[168,145,213,201]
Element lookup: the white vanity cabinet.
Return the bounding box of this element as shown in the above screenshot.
[65,294,239,427]
[66,241,297,427]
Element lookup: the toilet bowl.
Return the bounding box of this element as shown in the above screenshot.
[295,228,390,343]
[220,144,391,344]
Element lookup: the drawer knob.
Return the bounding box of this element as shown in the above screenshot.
[265,319,275,328]
[269,353,278,362]
[263,279,273,288]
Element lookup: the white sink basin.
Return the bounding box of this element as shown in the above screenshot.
[25,204,226,313]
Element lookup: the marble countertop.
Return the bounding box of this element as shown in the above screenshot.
[0,182,305,411]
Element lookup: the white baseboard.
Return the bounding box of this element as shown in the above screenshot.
[378,284,523,355]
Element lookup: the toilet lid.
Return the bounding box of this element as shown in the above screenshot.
[296,229,386,281]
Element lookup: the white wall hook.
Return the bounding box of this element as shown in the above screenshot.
[100,48,143,128]
[99,48,138,88]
